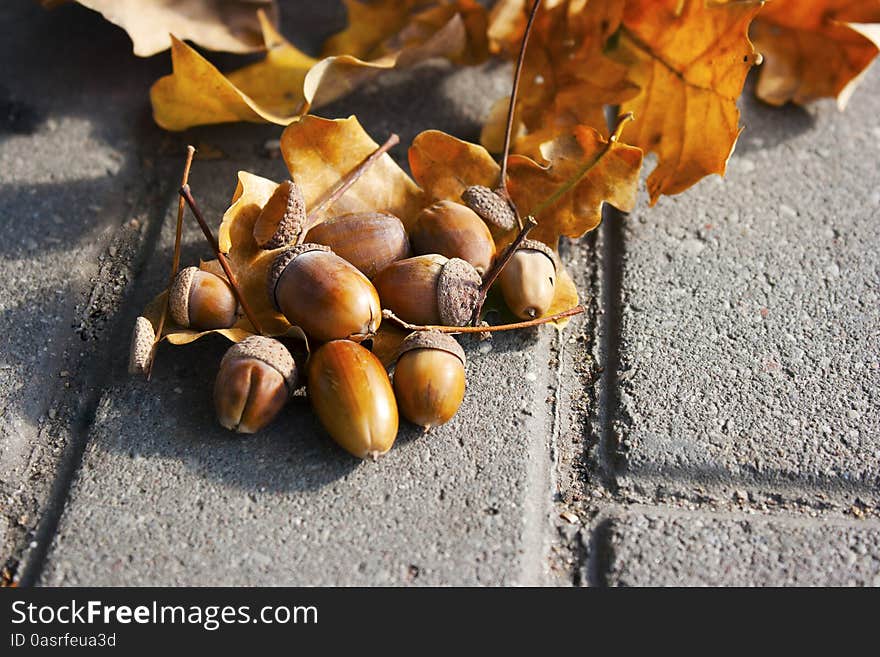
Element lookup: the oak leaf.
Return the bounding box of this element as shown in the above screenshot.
[611,0,763,204]
[150,2,488,131]
[751,0,880,108]
[47,0,279,57]
[482,0,637,155]
[279,115,425,227]
[324,0,489,64]
[409,122,642,320]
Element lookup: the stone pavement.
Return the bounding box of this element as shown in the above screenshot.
[1,0,878,586]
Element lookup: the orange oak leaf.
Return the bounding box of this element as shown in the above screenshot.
[751,0,880,108]
[612,0,763,204]
[409,123,642,320]
[482,0,637,154]
[506,118,643,245]
[49,0,279,57]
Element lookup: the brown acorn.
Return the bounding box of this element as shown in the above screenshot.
[169,267,238,330]
[372,254,481,327]
[461,185,518,232]
[253,179,306,249]
[308,340,398,459]
[499,239,559,319]
[214,336,298,434]
[393,331,466,429]
[128,316,156,375]
[410,200,496,275]
[304,211,410,279]
[268,244,381,342]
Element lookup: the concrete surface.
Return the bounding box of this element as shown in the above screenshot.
[0,0,877,586]
[605,511,880,587]
[612,70,880,506]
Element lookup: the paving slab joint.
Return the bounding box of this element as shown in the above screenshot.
[15,154,174,586]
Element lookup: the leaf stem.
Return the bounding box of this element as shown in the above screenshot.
[384,305,583,334]
[179,184,264,335]
[498,0,542,227]
[147,145,195,380]
[471,215,537,325]
[298,133,400,242]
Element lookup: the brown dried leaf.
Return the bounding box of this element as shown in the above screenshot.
[751,0,880,108]
[59,0,278,57]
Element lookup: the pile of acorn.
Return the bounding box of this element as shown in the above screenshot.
[129,1,577,461]
[131,170,568,460]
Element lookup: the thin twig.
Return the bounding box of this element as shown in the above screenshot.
[497,0,543,228]
[471,216,538,325]
[179,185,263,335]
[384,305,584,334]
[147,145,195,380]
[298,133,400,243]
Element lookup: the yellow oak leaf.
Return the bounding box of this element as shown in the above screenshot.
[53,0,278,57]
[280,115,425,229]
[324,0,489,64]
[150,3,487,131]
[409,129,501,203]
[751,0,880,108]
[612,0,763,204]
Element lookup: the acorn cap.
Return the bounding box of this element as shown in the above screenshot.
[517,238,560,271]
[396,331,466,366]
[267,243,332,311]
[436,257,481,327]
[221,335,299,393]
[169,266,199,327]
[254,180,307,250]
[128,316,156,375]
[461,185,518,231]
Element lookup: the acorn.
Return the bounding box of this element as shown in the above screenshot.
[499,239,559,319]
[253,179,306,249]
[304,211,410,279]
[128,316,156,375]
[308,340,398,459]
[410,200,496,275]
[214,336,298,434]
[461,185,518,232]
[268,244,381,343]
[393,331,466,429]
[372,254,481,327]
[169,267,238,330]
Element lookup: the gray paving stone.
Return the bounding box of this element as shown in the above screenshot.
[613,68,880,504]
[605,511,880,586]
[0,0,172,575]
